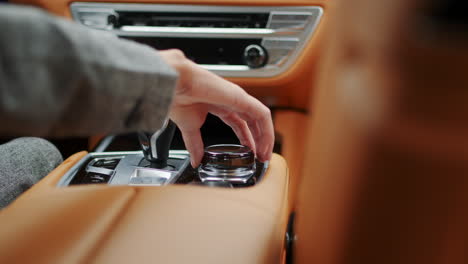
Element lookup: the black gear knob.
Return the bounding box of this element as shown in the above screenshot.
[138,119,176,169]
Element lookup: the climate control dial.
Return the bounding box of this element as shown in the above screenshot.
[243,44,268,68]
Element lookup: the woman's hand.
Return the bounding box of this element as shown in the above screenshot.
[159,49,274,167]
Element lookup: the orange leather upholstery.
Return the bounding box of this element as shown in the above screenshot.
[295,0,468,263]
[274,110,308,209]
[0,153,289,264]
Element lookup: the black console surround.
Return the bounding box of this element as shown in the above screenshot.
[123,37,262,65]
[59,152,268,188]
[96,114,282,154]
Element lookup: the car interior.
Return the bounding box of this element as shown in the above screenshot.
[1,0,467,263]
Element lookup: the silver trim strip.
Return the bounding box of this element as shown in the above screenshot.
[115,28,303,39]
[93,135,115,152]
[71,3,315,14]
[86,165,114,176]
[201,65,250,71]
[121,26,278,35]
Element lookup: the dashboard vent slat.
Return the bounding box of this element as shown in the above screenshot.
[116,12,270,29]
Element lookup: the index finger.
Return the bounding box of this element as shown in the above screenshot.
[188,65,275,160]
[220,85,274,162]
[237,100,274,162]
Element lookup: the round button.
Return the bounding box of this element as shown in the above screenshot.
[199,144,256,180]
[243,44,268,68]
[202,144,254,170]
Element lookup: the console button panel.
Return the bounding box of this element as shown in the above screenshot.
[59,150,267,188]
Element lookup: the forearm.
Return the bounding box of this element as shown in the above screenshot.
[0,4,177,137]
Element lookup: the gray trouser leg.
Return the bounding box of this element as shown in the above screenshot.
[0,137,63,208]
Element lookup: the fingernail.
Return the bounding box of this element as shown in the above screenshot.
[261,148,272,162]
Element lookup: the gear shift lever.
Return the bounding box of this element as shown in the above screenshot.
[138,119,177,169]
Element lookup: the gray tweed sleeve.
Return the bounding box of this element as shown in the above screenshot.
[0,4,178,137]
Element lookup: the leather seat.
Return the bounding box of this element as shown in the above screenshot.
[294,0,468,263]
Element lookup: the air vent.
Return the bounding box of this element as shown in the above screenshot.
[115,12,270,28]
[70,3,323,78]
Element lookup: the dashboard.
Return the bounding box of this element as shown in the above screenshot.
[14,0,329,109]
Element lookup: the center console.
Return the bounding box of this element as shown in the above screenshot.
[57,118,269,188]
[0,120,290,263]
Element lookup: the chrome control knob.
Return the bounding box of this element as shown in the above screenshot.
[243,44,268,68]
[198,144,256,183]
